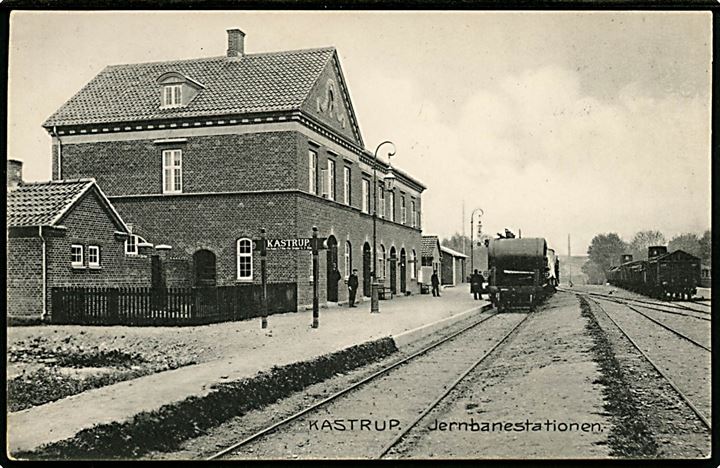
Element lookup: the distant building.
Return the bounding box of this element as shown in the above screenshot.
[42,29,426,309]
[440,245,467,286]
[420,236,442,286]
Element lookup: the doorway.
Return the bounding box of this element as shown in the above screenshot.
[389,246,397,294]
[193,250,217,287]
[326,236,339,302]
[400,248,406,293]
[363,242,371,297]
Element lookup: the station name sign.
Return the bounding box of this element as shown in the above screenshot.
[255,237,327,251]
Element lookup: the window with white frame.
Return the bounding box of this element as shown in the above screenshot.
[400,195,407,224]
[71,244,84,267]
[344,241,352,279]
[411,249,417,279]
[411,200,417,228]
[162,84,182,108]
[388,191,395,222]
[236,238,253,281]
[88,246,101,268]
[125,234,138,255]
[327,159,336,201]
[162,149,183,194]
[379,185,385,218]
[309,150,318,194]
[361,179,369,213]
[343,167,351,205]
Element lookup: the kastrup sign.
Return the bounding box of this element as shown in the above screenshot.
[265,238,313,250]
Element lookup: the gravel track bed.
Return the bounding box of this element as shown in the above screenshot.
[605,301,710,349]
[211,312,524,459]
[573,285,711,315]
[146,309,499,459]
[587,298,710,458]
[389,293,610,459]
[598,300,711,423]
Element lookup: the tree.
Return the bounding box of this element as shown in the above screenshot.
[668,233,702,258]
[699,230,711,265]
[441,233,471,256]
[628,230,666,261]
[587,233,627,274]
[581,261,606,285]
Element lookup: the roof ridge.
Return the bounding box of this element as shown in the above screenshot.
[18,178,96,186]
[105,47,336,69]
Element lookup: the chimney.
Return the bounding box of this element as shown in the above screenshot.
[226,29,245,58]
[7,159,23,191]
[648,246,668,259]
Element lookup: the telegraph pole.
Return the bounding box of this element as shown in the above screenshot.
[568,234,573,287]
[312,226,320,328]
[260,228,268,329]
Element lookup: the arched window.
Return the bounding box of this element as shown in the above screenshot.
[237,238,253,281]
[411,249,417,279]
[344,241,352,279]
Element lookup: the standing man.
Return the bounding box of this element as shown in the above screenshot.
[329,263,342,302]
[431,270,441,297]
[471,269,481,300]
[348,269,359,307]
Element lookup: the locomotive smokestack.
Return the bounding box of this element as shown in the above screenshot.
[621,254,633,263]
[648,246,667,259]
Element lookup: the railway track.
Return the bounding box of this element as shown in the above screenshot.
[584,296,711,432]
[206,309,531,460]
[558,288,711,320]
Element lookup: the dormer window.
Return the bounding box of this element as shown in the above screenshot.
[157,72,205,110]
[163,84,182,108]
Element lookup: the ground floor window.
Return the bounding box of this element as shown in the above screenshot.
[71,245,84,267]
[237,238,253,280]
[344,241,352,279]
[88,246,101,268]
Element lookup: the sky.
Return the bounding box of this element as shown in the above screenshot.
[7,11,712,255]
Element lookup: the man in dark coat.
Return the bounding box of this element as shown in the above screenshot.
[348,269,359,307]
[471,269,482,300]
[431,270,440,297]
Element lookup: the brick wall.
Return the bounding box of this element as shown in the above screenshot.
[112,192,299,288]
[7,237,44,318]
[57,132,299,196]
[45,190,152,315]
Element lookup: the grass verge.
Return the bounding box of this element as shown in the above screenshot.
[14,336,398,460]
[578,295,657,457]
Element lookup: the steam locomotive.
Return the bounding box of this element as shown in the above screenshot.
[487,236,559,311]
[606,246,701,300]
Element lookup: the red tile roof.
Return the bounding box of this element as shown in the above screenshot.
[7,179,127,231]
[43,48,336,128]
[421,236,441,258]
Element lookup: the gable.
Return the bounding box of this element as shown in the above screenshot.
[56,186,129,233]
[302,53,363,146]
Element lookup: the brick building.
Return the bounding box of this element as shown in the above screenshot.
[43,29,426,309]
[6,161,153,322]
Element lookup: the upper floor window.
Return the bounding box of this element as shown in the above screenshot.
[361,179,370,214]
[237,238,253,281]
[71,244,84,267]
[388,191,395,222]
[411,200,417,228]
[327,159,336,201]
[309,150,318,195]
[400,195,407,225]
[343,167,351,205]
[162,149,183,194]
[162,84,182,108]
[379,185,385,218]
[88,245,101,268]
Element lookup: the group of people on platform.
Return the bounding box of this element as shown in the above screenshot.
[331,264,488,307]
[470,269,487,300]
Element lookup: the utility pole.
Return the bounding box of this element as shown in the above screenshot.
[260,228,268,329]
[312,226,319,328]
[568,233,573,287]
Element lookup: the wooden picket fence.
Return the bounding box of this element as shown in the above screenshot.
[50,284,297,326]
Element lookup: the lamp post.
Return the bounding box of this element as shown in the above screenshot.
[470,208,484,274]
[371,140,396,314]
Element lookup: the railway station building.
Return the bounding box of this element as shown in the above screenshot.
[41,29,426,309]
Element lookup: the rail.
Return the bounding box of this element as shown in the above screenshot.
[206,305,498,460]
